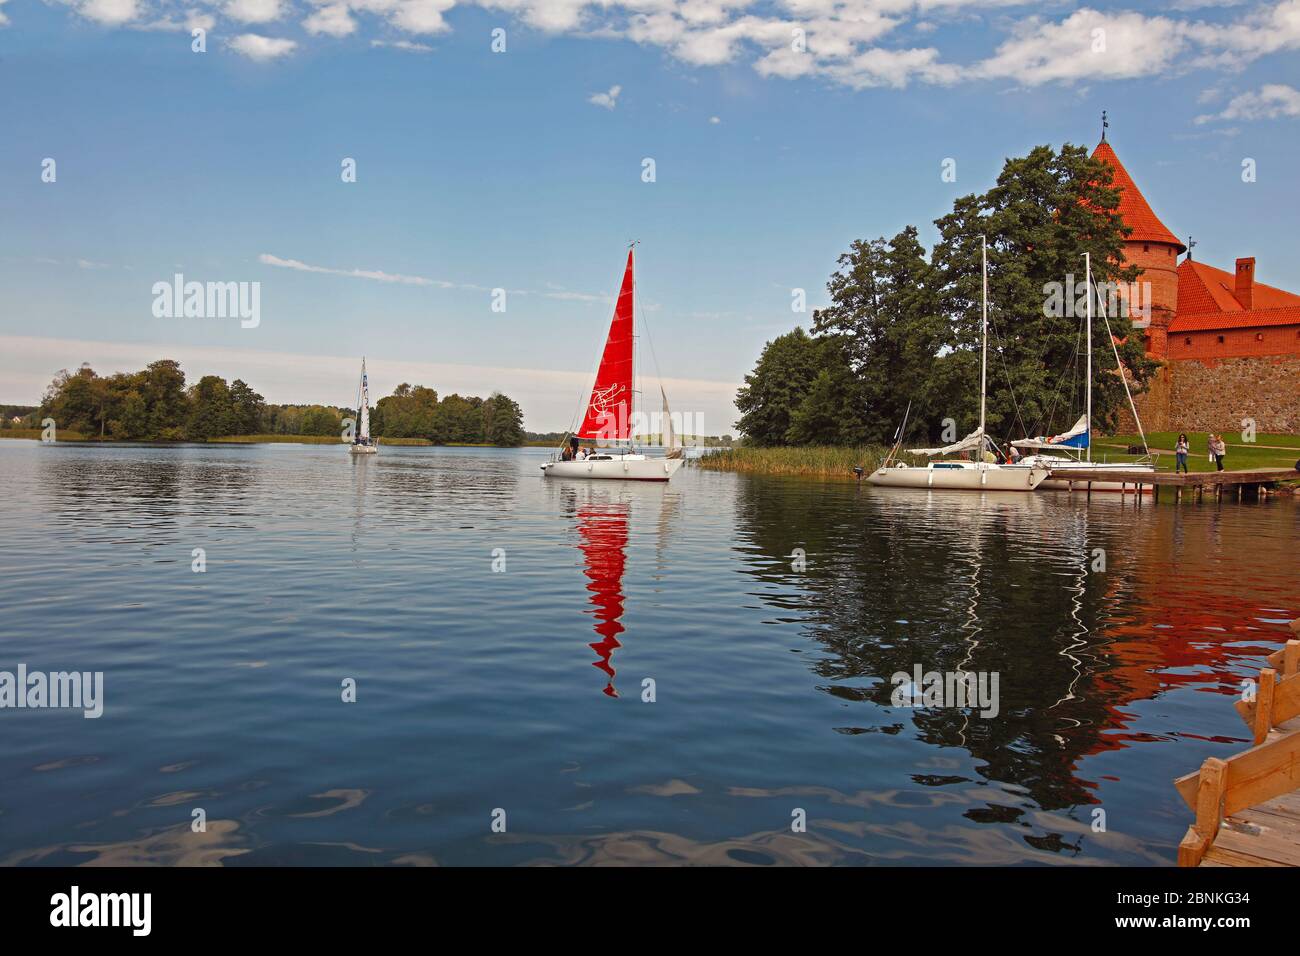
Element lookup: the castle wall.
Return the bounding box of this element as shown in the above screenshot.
[1165,355,1300,433]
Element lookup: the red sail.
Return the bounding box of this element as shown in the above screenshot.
[576,249,635,440]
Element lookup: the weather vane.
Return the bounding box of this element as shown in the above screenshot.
[1101,110,1108,141]
[1187,235,1197,261]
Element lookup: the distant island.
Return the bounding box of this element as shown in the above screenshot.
[2,360,526,447]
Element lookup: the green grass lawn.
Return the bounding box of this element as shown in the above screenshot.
[1099,432,1300,473]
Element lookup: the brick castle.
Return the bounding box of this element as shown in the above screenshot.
[1093,137,1300,433]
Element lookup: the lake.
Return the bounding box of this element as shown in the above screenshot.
[1,440,1296,866]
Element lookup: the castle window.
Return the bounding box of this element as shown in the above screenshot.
[1217,335,1225,344]
[1256,333,1264,341]
[1143,244,1150,253]
[1184,337,1192,346]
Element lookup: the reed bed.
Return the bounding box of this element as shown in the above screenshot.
[0,428,87,440]
[696,445,897,479]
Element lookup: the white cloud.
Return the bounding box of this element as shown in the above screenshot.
[974,9,1191,84]
[304,2,357,35]
[36,0,1300,94]
[390,0,455,33]
[228,33,299,60]
[225,0,284,23]
[709,114,721,123]
[1196,82,1300,122]
[370,38,435,50]
[0,0,10,27]
[588,84,622,109]
[260,253,455,286]
[76,0,141,25]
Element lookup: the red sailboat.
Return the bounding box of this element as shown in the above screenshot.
[541,247,685,482]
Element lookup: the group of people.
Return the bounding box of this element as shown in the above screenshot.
[1174,433,1227,473]
[560,443,596,462]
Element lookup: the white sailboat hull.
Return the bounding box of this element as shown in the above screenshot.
[541,454,684,482]
[867,461,1047,491]
[349,443,377,455]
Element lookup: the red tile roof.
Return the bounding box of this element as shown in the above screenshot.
[1092,141,1185,252]
[1172,258,1300,331]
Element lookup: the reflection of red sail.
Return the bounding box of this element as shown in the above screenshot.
[576,250,635,440]
[576,503,630,697]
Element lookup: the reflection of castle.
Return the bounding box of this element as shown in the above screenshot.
[1093,136,1300,432]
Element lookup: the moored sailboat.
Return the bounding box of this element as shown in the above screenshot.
[349,357,378,455]
[867,237,1047,492]
[541,247,685,482]
[1013,252,1155,490]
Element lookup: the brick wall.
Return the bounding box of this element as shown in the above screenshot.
[1167,325,1300,363]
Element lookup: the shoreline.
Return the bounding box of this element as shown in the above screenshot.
[0,431,536,449]
[697,441,1300,483]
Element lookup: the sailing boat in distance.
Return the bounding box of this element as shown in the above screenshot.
[541,247,685,482]
[349,357,378,455]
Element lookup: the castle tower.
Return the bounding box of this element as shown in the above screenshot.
[1091,139,1185,358]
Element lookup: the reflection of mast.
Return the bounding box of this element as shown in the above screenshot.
[576,501,630,697]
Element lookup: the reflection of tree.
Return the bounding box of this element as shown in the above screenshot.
[731,480,1157,812]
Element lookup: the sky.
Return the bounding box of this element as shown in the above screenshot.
[2,0,1299,432]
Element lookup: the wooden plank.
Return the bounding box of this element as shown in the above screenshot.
[1233,806,1300,842]
[1175,730,1300,814]
[1214,827,1300,867]
[1201,844,1288,868]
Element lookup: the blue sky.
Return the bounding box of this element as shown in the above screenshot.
[2,0,1299,431]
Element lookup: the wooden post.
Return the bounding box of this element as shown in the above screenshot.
[1179,757,1227,866]
[1254,668,1277,745]
[1284,640,1300,679]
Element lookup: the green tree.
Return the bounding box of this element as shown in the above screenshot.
[734,328,840,445]
[140,360,188,439]
[228,379,265,435]
[482,393,525,446]
[187,375,234,441]
[929,143,1156,437]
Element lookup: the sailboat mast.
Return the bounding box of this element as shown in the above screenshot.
[1084,253,1092,463]
[979,236,988,446]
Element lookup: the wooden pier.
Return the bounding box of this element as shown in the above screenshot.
[1046,467,1297,502]
[1175,622,1300,867]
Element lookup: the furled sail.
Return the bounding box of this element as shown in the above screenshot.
[1011,415,1088,450]
[358,358,371,441]
[576,250,635,441]
[909,427,986,457]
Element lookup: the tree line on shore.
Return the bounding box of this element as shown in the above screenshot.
[33,360,526,445]
[736,143,1158,447]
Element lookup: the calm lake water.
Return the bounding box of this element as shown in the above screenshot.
[1,440,1297,866]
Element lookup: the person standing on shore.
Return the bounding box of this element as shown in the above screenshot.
[1175,434,1190,474]
[1209,434,1227,471]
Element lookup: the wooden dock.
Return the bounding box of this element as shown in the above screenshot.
[1175,622,1300,867]
[1046,467,1297,502]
